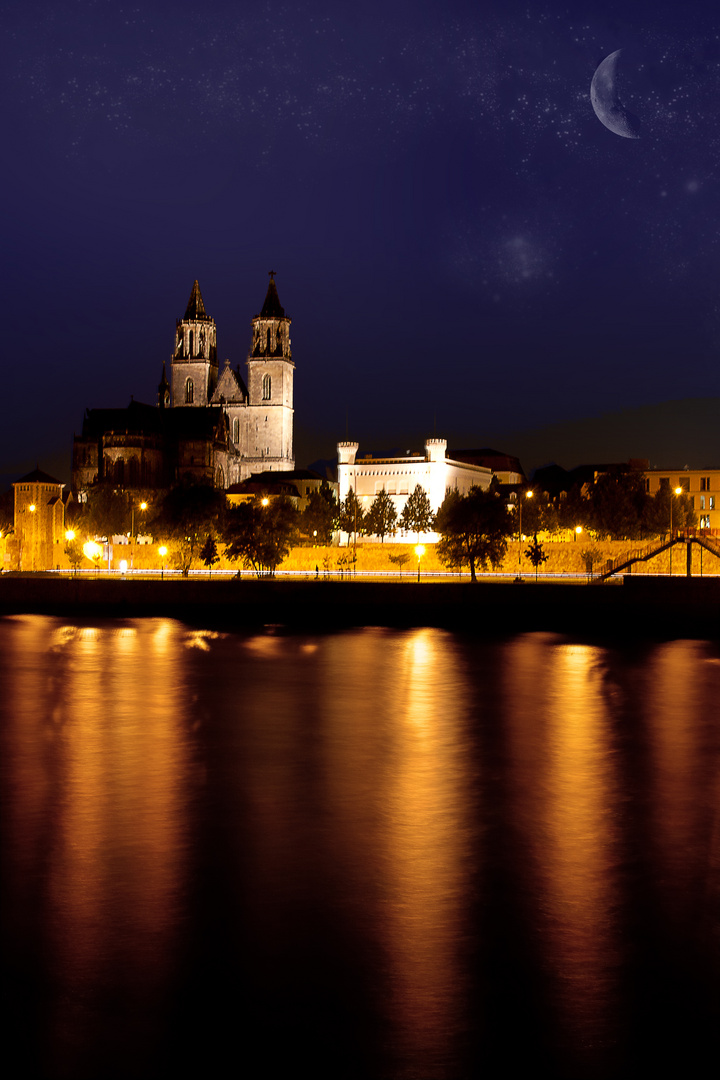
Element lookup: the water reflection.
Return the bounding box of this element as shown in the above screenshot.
[0,617,718,1078]
[1,617,192,1078]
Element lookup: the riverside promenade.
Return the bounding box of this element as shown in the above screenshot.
[0,575,718,639]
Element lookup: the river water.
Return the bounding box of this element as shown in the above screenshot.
[1,615,719,1078]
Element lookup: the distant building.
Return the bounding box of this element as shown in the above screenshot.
[449,448,526,491]
[645,468,720,533]
[337,438,493,541]
[9,469,68,571]
[226,469,338,510]
[72,275,295,494]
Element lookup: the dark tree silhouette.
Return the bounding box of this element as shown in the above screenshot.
[436,484,513,581]
[366,488,397,542]
[399,484,435,540]
[524,534,548,581]
[223,496,299,577]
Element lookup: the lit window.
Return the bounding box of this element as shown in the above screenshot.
[710,496,716,510]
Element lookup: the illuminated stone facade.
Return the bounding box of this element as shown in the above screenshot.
[10,469,67,571]
[73,275,295,492]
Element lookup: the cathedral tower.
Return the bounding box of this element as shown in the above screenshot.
[244,272,295,471]
[171,280,218,407]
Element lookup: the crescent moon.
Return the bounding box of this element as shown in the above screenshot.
[590,50,641,139]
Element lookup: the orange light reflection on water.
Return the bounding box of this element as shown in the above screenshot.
[3,617,192,1076]
[505,635,622,1070]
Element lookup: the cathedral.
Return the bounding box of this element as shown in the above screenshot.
[72,275,295,492]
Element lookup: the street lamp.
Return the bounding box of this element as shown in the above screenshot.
[415,543,425,582]
[130,500,148,569]
[159,545,168,580]
[516,490,533,581]
[574,525,582,541]
[669,486,683,575]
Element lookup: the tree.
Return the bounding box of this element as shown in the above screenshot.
[524,535,548,581]
[200,534,219,577]
[223,495,299,577]
[338,487,364,543]
[555,484,590,534]
[65,538,84,574]
[588,469,649,540]
[644,479,697,538]
[399,485,435,540]
[70,484,129,539]
[301,483,337,544]
[149,481,225,575]
[435,484,513,582]
[365,488,397,543]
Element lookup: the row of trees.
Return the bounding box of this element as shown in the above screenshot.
[337,485,435,543]
[65,468,698,579]
[516,472,696,541]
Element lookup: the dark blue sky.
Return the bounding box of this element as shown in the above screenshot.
[2,0,718,482]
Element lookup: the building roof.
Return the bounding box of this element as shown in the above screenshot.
[183,280,212,321]
[259,274,286,319]
[15,468,64,487]
[449,448,525,475]
[79,400,228,443]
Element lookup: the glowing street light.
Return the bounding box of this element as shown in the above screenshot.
[130,500,148,569]
[159,545,168,580]
[669,485,683,575]
[574,525,582,541]
[65,529,75,542]
[83,540,102,574]
[415,543,425,583]
[261,497,269,507]
[515,489,533,581]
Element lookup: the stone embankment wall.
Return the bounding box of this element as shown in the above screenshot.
[2,535,719,577]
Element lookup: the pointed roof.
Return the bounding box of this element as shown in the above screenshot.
[184,280,207,320]
[259,272,286,319]
[15,468,64,487]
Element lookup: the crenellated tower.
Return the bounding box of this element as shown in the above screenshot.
[170,280,218,407]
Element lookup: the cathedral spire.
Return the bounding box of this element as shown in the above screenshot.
[184,280,207,320]
[158,360,170,408]
[259,271,285,319]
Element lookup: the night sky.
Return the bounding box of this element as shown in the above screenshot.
[2,0,719,484]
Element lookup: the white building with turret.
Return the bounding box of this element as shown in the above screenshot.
[337,439,493,541]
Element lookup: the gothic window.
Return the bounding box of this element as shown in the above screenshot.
[199,329,206,357]
[262,374,271,401]
[266,328,271,354]
[186,378,194,404]
[232,417,240,443]
[189,331,194,357]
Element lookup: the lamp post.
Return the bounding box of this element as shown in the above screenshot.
[130,500,147,569]
[669,486,683,575]
[574,525,582,542]
[516,490,533,581]
[159,545,168,581]
[415,544,425,583]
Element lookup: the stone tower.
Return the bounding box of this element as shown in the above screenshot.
[171,280,218,408]
[244,272,295,471]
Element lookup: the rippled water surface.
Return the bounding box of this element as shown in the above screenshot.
[1,616,719,1078]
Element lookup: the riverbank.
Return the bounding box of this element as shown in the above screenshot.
[1,575,718,639]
